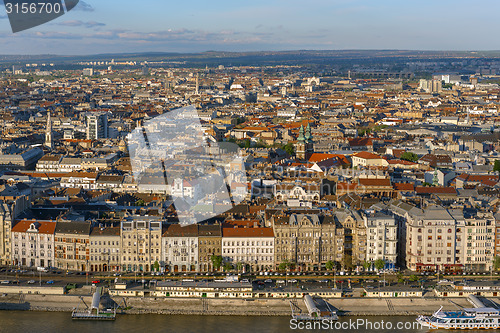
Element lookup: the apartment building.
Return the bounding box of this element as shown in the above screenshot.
[11,219,56,268]
[273,213,343,271]
[364,212,397,268]
[198,224,222,271]
[55,222,91,271]
[89,226,121,272]
[463,213,494,272]
[222,226,274,272]
[162,224,199,272]
[120,216,162,272]
[405,205,464,272]
[334,209,366,270]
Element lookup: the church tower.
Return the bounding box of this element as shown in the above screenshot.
[45,112,53,149]
[295,123,313,161]
[304,123,314,160]
[295,125,306,160]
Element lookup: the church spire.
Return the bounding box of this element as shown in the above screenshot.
[305,123,312,142]
[45,112,53,149]
[297,124,305,142]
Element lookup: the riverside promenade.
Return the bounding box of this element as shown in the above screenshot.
[0,293,483,316]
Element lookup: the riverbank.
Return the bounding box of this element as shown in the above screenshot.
[0,294,484,316]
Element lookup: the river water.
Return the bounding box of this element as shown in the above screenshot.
[0,311,474,332]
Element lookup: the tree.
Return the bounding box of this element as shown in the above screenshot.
[278,260,292,271]
[325,260,335,271]
[409,274,419,282]
[374,259,386,271]
[236,262,244,272]
[211,255,223,271]
[494,160,500,174]
[400,152,419,163]
[153,260,160,272]
[362,261,372,271]
[494,256,500,271]
[224,262,233,272]
[283,142,295,156]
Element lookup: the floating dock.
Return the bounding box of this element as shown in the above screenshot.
[71,287,116,321]
[290,294,338,321]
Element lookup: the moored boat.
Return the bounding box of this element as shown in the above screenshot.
[417,306,500,330]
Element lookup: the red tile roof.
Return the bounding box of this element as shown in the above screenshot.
[415,187,456,194]
[12,220,57,234]
[358,178,392,187]
[222,227,274,238]
[353,151,382,160]
[394,183,415,191]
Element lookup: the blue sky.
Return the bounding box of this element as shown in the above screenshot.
[0,0,499,54]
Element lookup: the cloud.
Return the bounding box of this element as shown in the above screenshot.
[74,0,94,12]
[58,20,105,28]
[0,14,6,20]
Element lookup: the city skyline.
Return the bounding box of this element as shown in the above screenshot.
[1,0,500,54]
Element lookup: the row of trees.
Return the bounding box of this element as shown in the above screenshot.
[210,255,247,272]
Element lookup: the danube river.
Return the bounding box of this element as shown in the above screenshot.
[0,311,453,333]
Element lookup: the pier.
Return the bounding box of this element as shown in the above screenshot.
[71,287,116,321]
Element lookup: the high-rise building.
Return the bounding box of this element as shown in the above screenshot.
[86,112,108,140]
[82,68,94,76]
[419,79,442,93]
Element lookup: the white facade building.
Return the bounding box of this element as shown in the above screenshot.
[222,226,274,272]
[364,212,397,268]
[162,224,199,272]
[11,220,56,268]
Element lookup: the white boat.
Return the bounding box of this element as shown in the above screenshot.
[417,306,500,330]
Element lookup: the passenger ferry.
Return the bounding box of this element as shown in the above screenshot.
[417,306,500,330]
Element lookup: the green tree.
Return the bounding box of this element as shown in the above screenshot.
[283,142,295,156]
[236,262,244,272]
[362,261,372,271]
[374,259,386,271]
[135,199,145,206]
[211,255,223,271]
[224,262,233,272]
[400,152,419,163]
[153,260,160,272]
[409,274,419,282]
[494,256,500,271]
[325,260,335,271]
[494,160,500,174]
[278,260,292,271]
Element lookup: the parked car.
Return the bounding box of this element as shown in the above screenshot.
[0,280,9,284]
[27,280,35,284]
[46,280,54,284]
[92,280,100,284]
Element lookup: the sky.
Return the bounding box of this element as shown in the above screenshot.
[0,0,499,55]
